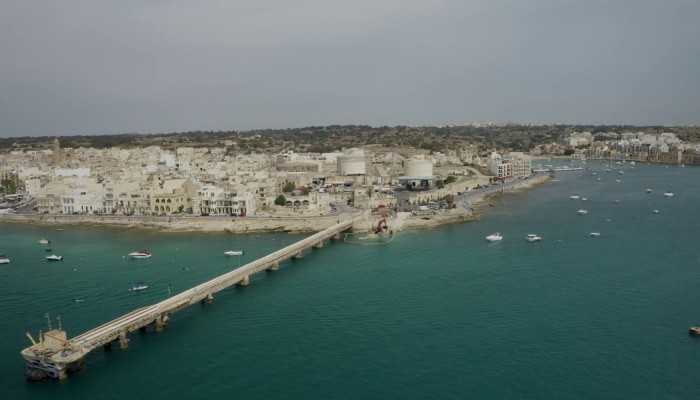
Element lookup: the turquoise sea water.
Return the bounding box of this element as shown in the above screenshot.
[2,161,700,399]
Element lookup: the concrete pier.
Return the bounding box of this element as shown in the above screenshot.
[20,218,355,379]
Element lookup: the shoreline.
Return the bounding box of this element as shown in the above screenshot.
[0,175,552,234]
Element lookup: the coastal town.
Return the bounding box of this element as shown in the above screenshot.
[1,127,698,233]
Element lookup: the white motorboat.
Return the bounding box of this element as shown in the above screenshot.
[653,210,660,214]
[618,171,624,175]
[224,250,244,256]
[526,234,542,242]
[590,232,601,237]
[582,197,588,201]
[485,233,502,242]
[578,209,588,215]
[38,239,50,244]
[569,195,580,200]
[129,282,149,291]
[128,250,151,259]
[646,188,653,193]
[664,191,674,197]
[45,255,63,261]
[0,254,9,264]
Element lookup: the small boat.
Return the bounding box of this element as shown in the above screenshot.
[485,233,502,242]
[0,254,9,264]
[664,191,674,197]
[578,209,588,215]
[128,250,151,259]
[569,195,580,200]
[618,171,624,175]
[38,239,50,244]
[613,200,620,203]
[690,326,700,335]
[653,210,659,214]
[581,197,587,201]
[56,229,64,232]
[596,178,601,181]
[45,255,63,261]
[224,250,244,256]
[129,282,149,291]
[646,189,652,193]
[526,234,542,242]
[590,232,601,237]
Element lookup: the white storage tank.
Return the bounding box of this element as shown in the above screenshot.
[337,148,367,175]
[403,159,433,177]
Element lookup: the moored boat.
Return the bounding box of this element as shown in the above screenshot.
[129,282,149,291]
[664,191,674,197]
[590,232,601,237]
[224,250,244,256]
[485,233,502,242]
[526,234,542,242]
[690,326,700,335]
[0,254,9,264]
[38,239,50,244]
[45,255,63,261]
[578,209,588,215]
[128,250,151,259]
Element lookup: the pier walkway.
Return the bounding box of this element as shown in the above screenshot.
[21,218,354,379]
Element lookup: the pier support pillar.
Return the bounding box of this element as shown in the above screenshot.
[155,313,170,331]
[118,331,129,349]
[266,262,279,271]
[333,232,340,240]
[237,275,250,286]
[293,251,304,259]
[314,241,324,248]
[206,294,214,304]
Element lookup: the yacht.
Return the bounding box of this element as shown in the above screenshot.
[526,234,542,242]
[578,209,588,215]
[0,254,9,264]
[45,255,63,261]
[485,233,503,242]
[664,191,674,197]
[129,282,149,291]
[590,232,601,237]
[128,250,151,259]
[224,250,244,256]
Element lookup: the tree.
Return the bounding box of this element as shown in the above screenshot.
[435,179,445,189]
[282,182,295,193]
[366,187,373,198]
[444,176,456,184]
[274,195,287,206]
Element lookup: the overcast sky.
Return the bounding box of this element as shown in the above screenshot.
[1,0,699,138]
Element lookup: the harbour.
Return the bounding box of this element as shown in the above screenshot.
[1,162,700,399]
